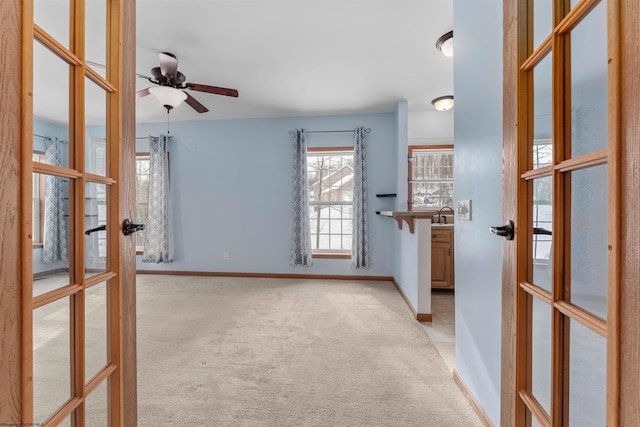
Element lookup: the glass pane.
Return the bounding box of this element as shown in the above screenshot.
[530,295,552,415]
[34,41,70,167]
[85,182,108,277]
[533,54,553,169]
[330,235,343,250]
[570,165,608,319]
[533,140,553,169]
[86,0,107,78]
[533,0,552,49]
[33,175,71,297]
[308,153,354,203]
[570,1,608,157]
[85,378,109,427]
[411,182,454,209]
[86,282,108,380]
[309,203,352,251]
[86,77,107,176]
[529,409,543,427]
[532,176,552,291]
[33,297,72,424]
[32,166,45,245]
[60,413,73,426]
[34,0,70,49]
[568,319,606,426]
[412,151,454,180]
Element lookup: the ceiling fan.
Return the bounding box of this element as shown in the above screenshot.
[136,52,239,113]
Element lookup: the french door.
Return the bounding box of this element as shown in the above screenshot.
[22,1,136,425]
[507,0,619,425]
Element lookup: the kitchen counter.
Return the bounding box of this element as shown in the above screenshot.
[430,223,454,228]
[379,210,453,233]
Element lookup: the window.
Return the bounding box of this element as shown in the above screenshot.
[32,152,46,247]
[135,154,150,252]
[408,145,454,210]
[307,148,354,255]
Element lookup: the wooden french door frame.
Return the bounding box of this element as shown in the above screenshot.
[0,0,136,425]
[502,0,640,426]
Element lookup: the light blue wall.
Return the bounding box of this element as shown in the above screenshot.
[453,0,503,424]
[394,102,409,212]
[391,101,420,310]
[134,113,397,276]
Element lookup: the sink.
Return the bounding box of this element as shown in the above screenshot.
[431,223,454,228]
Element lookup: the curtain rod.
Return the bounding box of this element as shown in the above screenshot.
[288,128,371,134]
[136,135,173,140]
[33,133,68,144]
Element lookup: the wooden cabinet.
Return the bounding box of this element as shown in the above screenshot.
[431,228,454,289]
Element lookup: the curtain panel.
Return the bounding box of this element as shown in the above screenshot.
[142,134,172,263]
[290,129,313,266]
[42,137,69,264]
[351,127,369,269]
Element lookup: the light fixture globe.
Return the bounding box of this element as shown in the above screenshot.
[431,95,454,111]
[148,86,188,110]
[436,30,454,58]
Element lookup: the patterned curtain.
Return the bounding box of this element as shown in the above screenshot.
[43,137,68,264]
[351,127,369,269]
[142,135,172,263]
[290,129,313,266]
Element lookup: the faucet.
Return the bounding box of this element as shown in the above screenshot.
[438,206,454,224]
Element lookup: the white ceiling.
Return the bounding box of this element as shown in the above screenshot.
[34,0,454,124]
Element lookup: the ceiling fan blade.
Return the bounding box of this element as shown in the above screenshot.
[86,60,105,69]
[159,52,179,80]
[186,83,239,98]
[184,92,209,113]
[136,87,151,99]
[86,60,153,81]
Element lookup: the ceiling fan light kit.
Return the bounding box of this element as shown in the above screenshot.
[148,86,188,111]
[431,95,454,111]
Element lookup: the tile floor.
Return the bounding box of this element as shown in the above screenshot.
[421,291,456,373]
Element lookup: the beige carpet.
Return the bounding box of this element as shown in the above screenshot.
[137,275,483,427]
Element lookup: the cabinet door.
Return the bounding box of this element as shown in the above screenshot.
[431,241,452,288]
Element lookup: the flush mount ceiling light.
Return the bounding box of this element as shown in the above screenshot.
[436,30,454,58]
[148,85,188,112]
[431,95,454,111]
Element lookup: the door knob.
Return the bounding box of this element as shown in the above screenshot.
[533,227,552,235]
[490,220,515,240]
[122,218,145,236]
[85,224,106,235]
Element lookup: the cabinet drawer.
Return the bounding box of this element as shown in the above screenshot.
[431,229,452,243]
